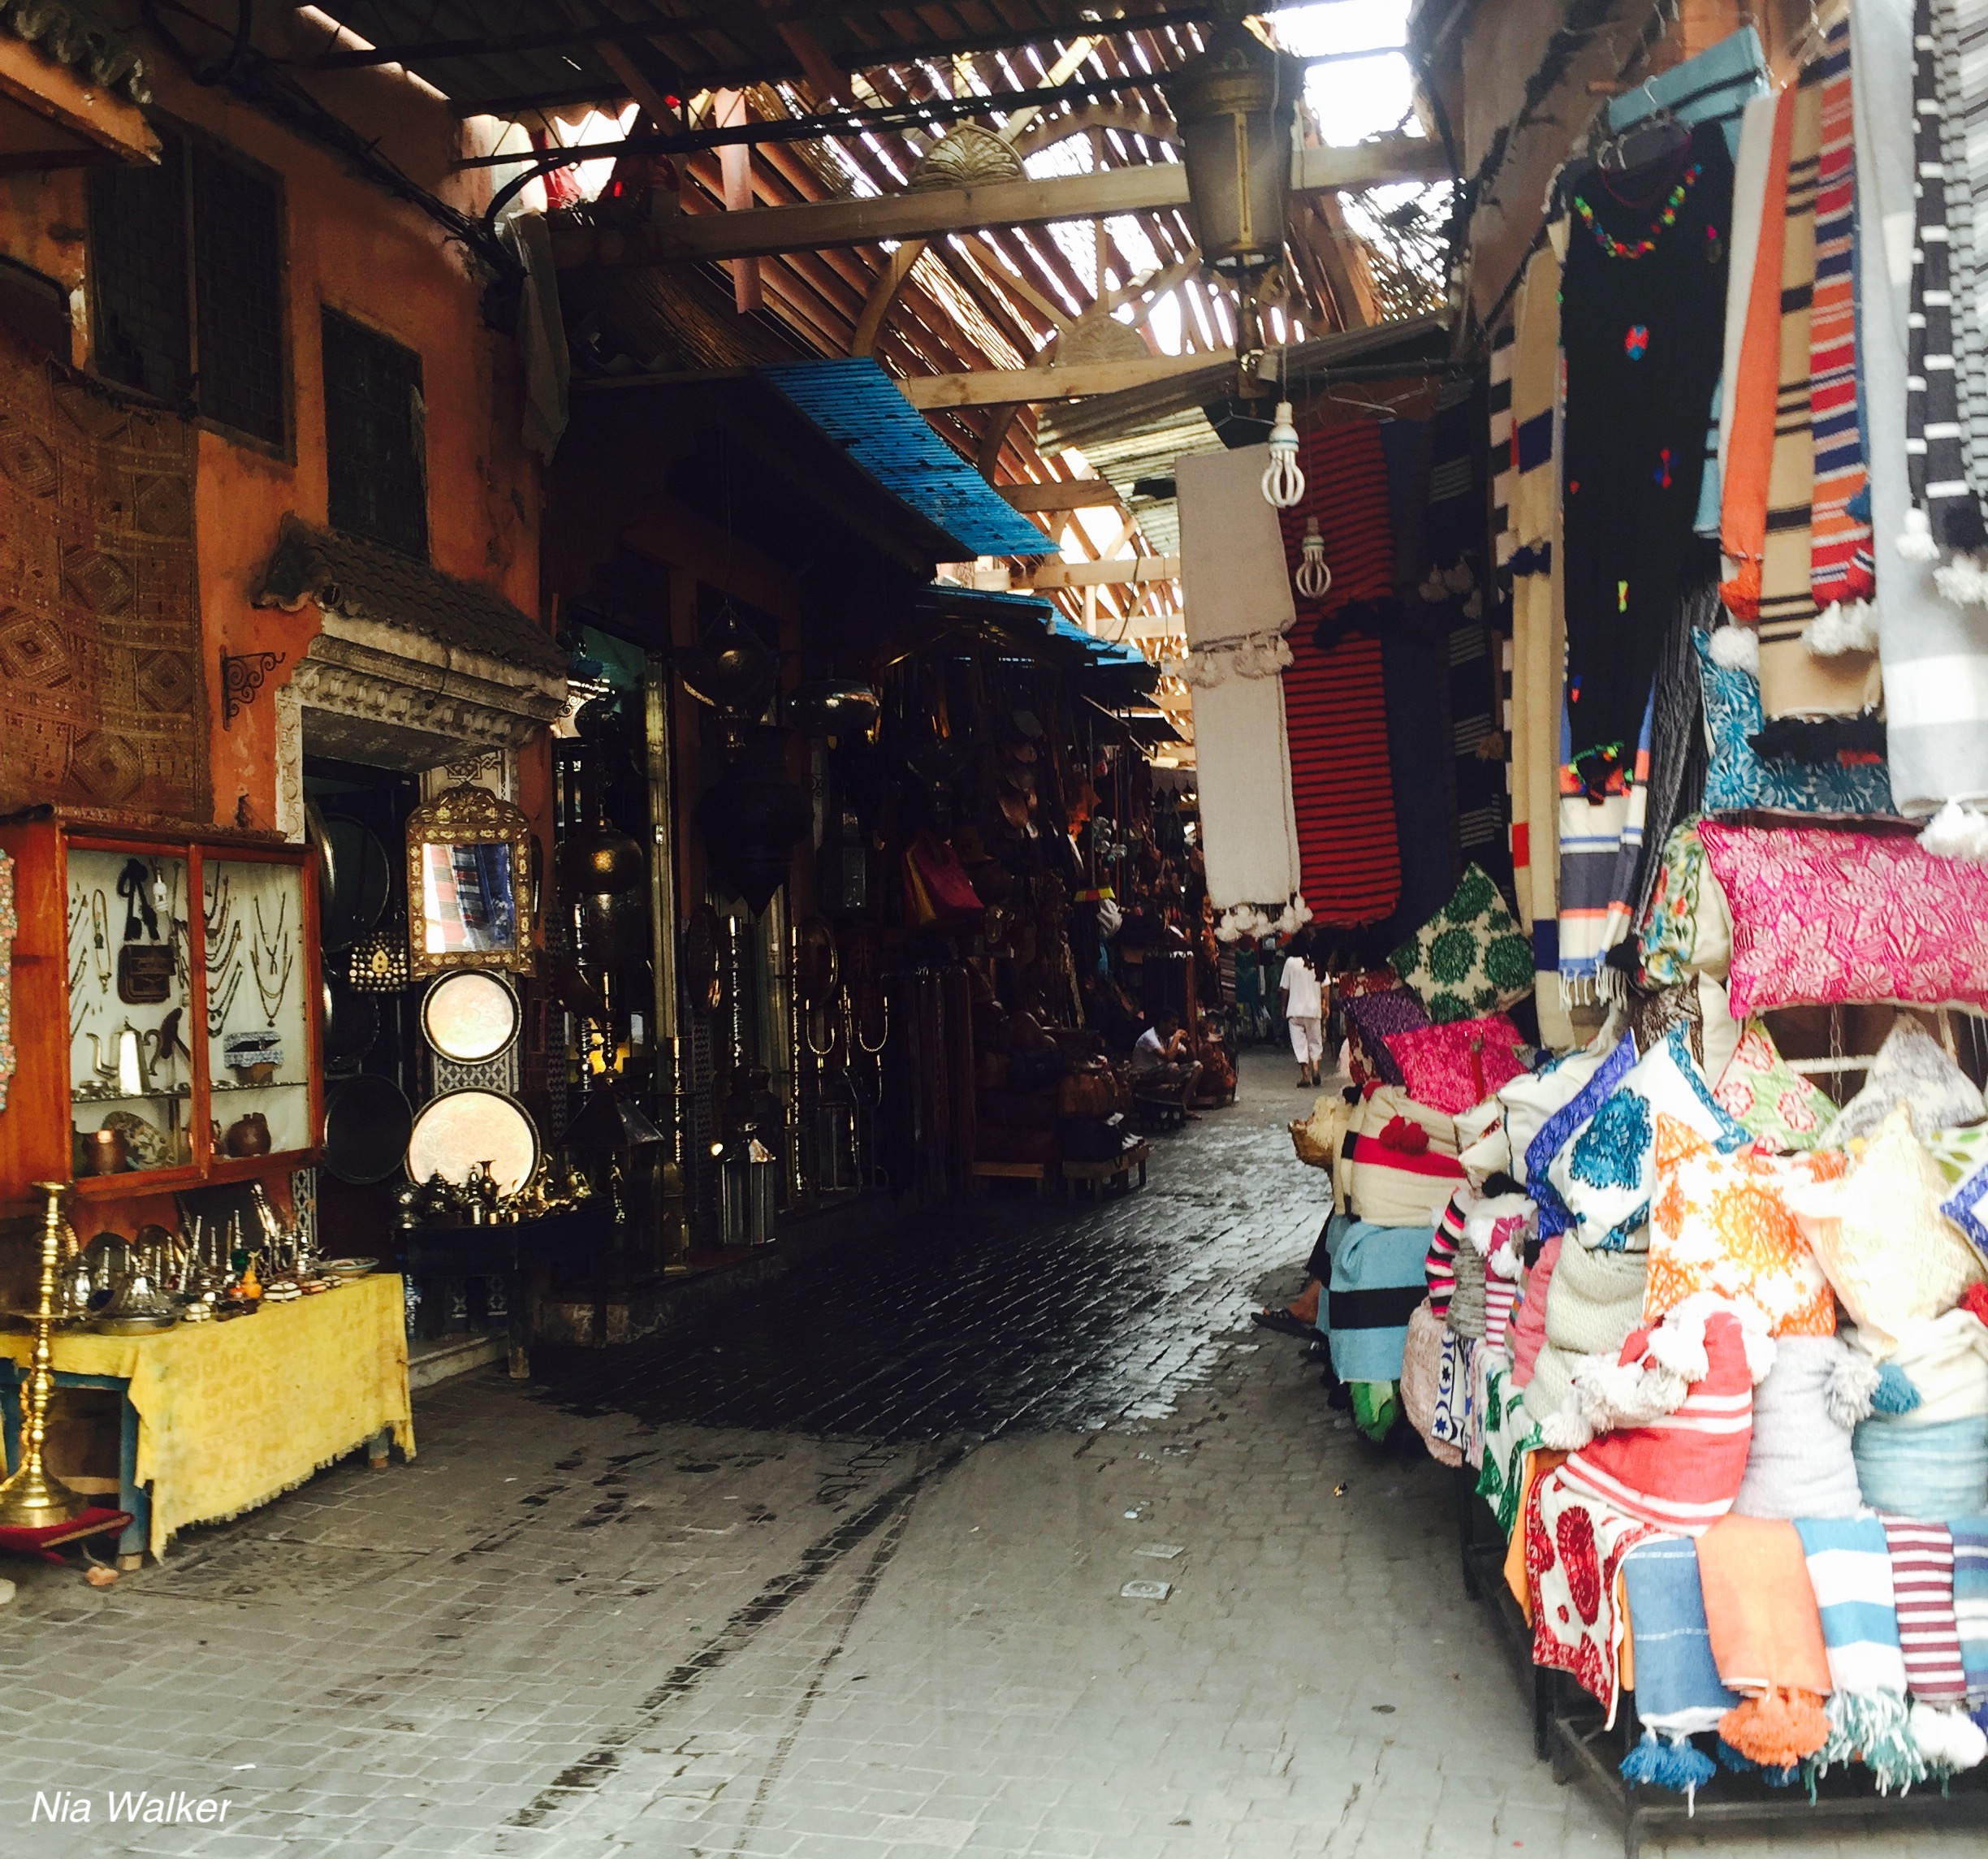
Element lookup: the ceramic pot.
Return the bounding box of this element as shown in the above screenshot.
[224,1112,272,1157]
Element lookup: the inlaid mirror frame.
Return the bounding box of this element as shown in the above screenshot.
[405,781,536,980]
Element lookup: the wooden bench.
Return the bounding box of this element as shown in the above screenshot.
[1059,1142,1149,1201]
[970,1158,1050,1196]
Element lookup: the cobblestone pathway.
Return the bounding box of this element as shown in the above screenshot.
[2,1053,1975,1858]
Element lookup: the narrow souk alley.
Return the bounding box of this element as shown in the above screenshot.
[1,1054,1977,1859]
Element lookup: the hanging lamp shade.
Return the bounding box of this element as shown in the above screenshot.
[1161,21,1304,280]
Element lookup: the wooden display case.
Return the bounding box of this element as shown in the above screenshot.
[0,819,320,1209]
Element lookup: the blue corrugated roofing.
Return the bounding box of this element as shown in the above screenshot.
[758,359,1053,560]
[1048,614,1148,671]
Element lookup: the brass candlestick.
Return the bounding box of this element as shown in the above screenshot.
[0,1182,86,1527]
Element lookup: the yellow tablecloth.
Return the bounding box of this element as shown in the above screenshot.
[1,1273,414,1558]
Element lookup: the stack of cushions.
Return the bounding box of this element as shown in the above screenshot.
[1643,1117,1841,1337]
[1558,1308,1758,1534]
[1340,1085,1465,1226]
[1817,1018,1987,1148]
[1733,1334,1877,1520]
[1712,1018,1832,1151]
[1636,819,1732,988]
[1545,1028,1752,1252]
[1325,1217,1437,1384]
[1788,1105,1988,1356]
[1341,983,1427,1089]
[1851,1308,1988,1520]
[1383,1013,1530,1116]
[1692,629,1896,815]
[1696,824,1988,1019]
[1388,862,1535,1024]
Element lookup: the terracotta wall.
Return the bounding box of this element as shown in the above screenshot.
[0,47,544,832]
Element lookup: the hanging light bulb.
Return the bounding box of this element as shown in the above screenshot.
[1261,401,1303,508]
[1293,517,1332,599]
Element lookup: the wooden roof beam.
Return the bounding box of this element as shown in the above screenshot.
[551,138,1446,266]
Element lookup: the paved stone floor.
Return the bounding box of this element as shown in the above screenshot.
[4,1050,1984,1858]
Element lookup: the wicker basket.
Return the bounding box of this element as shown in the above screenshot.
[1289,1119,1334,1170]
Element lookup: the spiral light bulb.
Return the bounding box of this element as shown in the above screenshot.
[1260,400,1304,508]
[1293,517,1333,599]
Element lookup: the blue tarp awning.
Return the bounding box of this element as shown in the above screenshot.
[758,359,1054,560]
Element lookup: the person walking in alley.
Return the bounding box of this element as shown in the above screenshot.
[1279,929,1326,1088]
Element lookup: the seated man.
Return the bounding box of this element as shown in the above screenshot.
[1132,1011,1204,1118]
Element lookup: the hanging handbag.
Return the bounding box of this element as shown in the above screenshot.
[903,833,983,927]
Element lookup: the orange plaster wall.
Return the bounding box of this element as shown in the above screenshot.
[0,58,545,835]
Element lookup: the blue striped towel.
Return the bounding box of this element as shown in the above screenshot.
[1623,1537,1739,1735]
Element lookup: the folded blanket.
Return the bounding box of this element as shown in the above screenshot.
[1623,1537,1740,1736]
[1796,1515,1925,1788]
[1854,1414,1988,1520]
[1951,1520,1988,1703]
[1527,1466,1658,1727]
[1884,1516,1970,1704]
[1733,1334,1874,1520]
[1696,1515,1833,1766]
[1327,1220,1437,1383]
[1433,1329,1475,1456]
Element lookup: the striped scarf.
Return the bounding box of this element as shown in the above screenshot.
[1951,0,1988,490]
[1908,0,1988,555]
[1796,1515,1926,1787]
[1754,70,1824,687]
[1508,240,1568,1040]
[1951,1519,1988,1701]
[1720,87,1794,620]
[1883,1514,1971,1703]
[1556,689,1652,1005]
[1810,17,1877,607]
[1491,318,1515,566]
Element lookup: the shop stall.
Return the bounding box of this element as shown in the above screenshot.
[1249,5,1988,1848]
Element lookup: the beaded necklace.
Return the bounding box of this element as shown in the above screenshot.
[1573,162,1703,260]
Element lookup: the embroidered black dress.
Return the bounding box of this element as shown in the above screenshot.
[1561,121,1732,765]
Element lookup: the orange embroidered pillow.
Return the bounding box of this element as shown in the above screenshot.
[1644,1115,1842,1338]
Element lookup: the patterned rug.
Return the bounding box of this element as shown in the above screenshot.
[0,322,205,824]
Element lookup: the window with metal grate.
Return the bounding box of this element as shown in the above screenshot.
[322,307,429,560]
[87,127,287,447]
[192,144,286,444]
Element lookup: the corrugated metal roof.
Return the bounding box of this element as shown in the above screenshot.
[758,360,1053,561]
[1048,614,1147,671]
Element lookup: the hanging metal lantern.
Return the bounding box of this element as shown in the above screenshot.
[1161,21,1304,283]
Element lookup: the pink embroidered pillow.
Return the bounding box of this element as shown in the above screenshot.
[1383,1014,1529,1116]
[1697,823,1988,1018]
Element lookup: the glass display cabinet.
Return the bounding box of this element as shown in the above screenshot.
[0,820,320,1202]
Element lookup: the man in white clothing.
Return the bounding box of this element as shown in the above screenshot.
[1279,931,1326,1088]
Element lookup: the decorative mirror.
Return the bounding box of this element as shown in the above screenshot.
[405,782,534,979]
[421,971,521,1063]
[406,1087,539,1198]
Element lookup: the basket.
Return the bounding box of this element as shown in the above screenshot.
[1289,1120,1335,1170]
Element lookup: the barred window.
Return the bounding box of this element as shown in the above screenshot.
[88,128,287,447]
[322,308,428,560]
